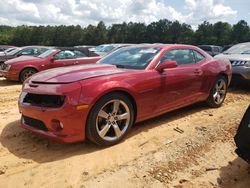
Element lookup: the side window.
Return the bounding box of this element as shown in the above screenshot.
[193,50,205,63]
[74,50,86,58]
[160,49,196,65]
[55,50,75,60]
[20,48,36,55]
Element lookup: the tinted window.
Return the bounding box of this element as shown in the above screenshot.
[224,43,250,54]
[193,50,205,62]
[160,49,196,65]
[55,50,75,60]
[99,47,161,69]
[38,49,57,58]
[20,48,38,55]
[74,50,86,58]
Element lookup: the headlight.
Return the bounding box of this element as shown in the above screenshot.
[245,61,250,67]
[6,64,11,71]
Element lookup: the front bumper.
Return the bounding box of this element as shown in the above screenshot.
[19,103,89,143]
[18,82,90,143]
[232,66,250,80]
[0,70,19,81]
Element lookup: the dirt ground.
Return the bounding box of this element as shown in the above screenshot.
[0,77,249,188]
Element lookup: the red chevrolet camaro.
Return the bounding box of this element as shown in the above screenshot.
[18,44,232,146]
[0,47,101,82]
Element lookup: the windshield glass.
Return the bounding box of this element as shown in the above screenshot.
[94,45,105,51]
[99,47,161,69]
[99,45,115,53]
[4,48,16,53]
[7,48,21,55]
[38,49,57,58]
[224,43,250,54]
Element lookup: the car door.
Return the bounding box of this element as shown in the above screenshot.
[50,50,77,69]
[156,48,204,112]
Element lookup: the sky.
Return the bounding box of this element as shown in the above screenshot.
[0,0,249,28]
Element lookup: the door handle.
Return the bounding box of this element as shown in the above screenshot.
[194,69,202,75]
[74,61,79,65]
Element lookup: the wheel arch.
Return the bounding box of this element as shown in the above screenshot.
[19,66,38,81]
[218,72,229,85]
[90,89,137,123]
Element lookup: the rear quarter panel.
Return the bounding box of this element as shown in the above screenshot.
[200,58,232,94]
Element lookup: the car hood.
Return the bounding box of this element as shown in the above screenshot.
[5,56,41,65]
[215,53,250,61]
[0,54,15,61]
[30,64,128,84]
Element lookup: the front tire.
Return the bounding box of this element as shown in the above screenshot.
[20,68,37,83]
[86,93,135,146]
[206,75,228,108]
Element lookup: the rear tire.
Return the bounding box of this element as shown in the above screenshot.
[86,92,134,146]
[206,75,228,108]
[20,68,37,83]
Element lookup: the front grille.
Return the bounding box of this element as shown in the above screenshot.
[23,93,65,108]
[230,60,248,67]
[23,116,48,131]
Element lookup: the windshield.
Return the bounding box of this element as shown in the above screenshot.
[94,45,105,51]
[4,48,16,53]
[99,45,115,53]
[7,48,21,55]
[99,47,161,69]
[38,49,57,58]
[224,43,250,54]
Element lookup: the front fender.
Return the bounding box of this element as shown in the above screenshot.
[78,79,137,106]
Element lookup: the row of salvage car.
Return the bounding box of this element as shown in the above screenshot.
[0,42,249,164]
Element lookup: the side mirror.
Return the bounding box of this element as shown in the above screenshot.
[156,60,178,72]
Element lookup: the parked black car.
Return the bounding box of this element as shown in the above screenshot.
[235,105,250,163]
[198,45,222,56]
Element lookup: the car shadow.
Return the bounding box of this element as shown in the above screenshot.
[0,120,101,163]
[218,157,250,188]
[0,77,20,87]
[0,102,208,164]
[229,77,250,92]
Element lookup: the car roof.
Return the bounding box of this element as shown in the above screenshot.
[198,45,222,48]
[20,46,51,49]
[125,43,199,49]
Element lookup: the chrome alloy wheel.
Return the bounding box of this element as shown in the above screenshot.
[96,99,130,141]
[213,79,227,105]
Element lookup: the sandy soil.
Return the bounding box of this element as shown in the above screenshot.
[0,77,249,188]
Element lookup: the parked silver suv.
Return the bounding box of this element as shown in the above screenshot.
[215,42,250,80]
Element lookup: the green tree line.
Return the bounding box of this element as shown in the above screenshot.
[0,19,250,47]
